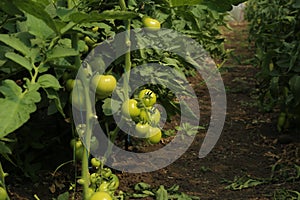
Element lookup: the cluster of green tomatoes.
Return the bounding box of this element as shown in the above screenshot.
[121,89,162,144]
[78,158,120,200]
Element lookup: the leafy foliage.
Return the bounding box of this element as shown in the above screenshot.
[246,0,300,131]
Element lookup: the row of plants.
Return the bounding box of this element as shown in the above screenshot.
[0,0,245,199]
[245,0,300,132]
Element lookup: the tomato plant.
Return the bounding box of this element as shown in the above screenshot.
[246,0,300,131]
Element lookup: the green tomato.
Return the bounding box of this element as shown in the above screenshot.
[92,74,117,99]
[138,89,157,107]
[135,122,150,137]
[142,16,161,31]
[121,99,141,118]
[90,191,112,200]
[84,36,96,46]
[65,79,75,92]
[148,127,162,144]
[86,188,95,200]
[0,187,7,200]
[98,181,110,192]
[139,108,160,126]
[75,145,85,161]
[91,158,101,168]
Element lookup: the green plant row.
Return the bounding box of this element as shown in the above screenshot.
[246,0,300,131]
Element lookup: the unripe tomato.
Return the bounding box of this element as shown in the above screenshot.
[86,188,95,200]
[121,99,141,118]
[75,145,85,160]
[135,122,150,137]
[65,79,75,92]
[90,191,112,200]
[92,75,117,99]
[92,26,99,32]
[0,187,7,200]
[142,16,161,31]
[138,89,157,107]
[84,36,96,46]
[91,158,101,168]
[139,108,160,126]
[148,127,162,144]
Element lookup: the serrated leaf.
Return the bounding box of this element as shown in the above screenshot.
[47,46,79,60]
[69,10,138,24]
[0,34,31,56]
[13,0,59,34]
[37,74,61,91]
[5,52,33,71]
[0,80,41,138]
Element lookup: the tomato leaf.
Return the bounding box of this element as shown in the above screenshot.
[0,141,12,154]
[69,10,138,23]
[0,34,31,56]
[156,185,168,200]
[102,98,121,116]
[25,13,56,39]
[38,74,61,91]
[46,46,79,60]
[163,0,204,7]
[5,52,33,71]
[0,80,41,138]
[13,0,59,35]
[289,75,300,99]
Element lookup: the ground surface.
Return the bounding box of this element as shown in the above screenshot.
[6,22,300,200]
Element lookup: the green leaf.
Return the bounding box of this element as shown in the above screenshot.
[25,13,55,39]
[57,191,69,200]
[203,0,233,12]
[69,10,138,24]
[0,0,22,15]
[13,0,59,34]
[156,185,168,200]
[134,182,151,191]
[0,141,12,154]
[5,52,33,71]
[0,80,41,138]
[38,74,61,91]
[46,46,79,60]
[164,0,204,7]
[293,0,300,8]
[102,98,121,116]
[45,88,65,117]
[0,34,31,56]
[289,75,300,99]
